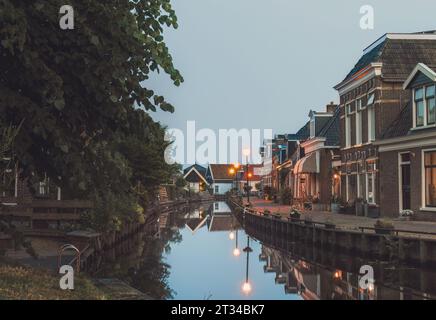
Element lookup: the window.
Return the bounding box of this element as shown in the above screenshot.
[310,117,316,138]
[414,86,436,127]
[357,162,366,199]
[415,88,425,127]
[214,202,219,210]
[356,99,362,145]
[367,93,376,142]
[214,185,219,194]
[424,151,436,207]
[345,104,351,148]
[366,161,376,204]
[367,92,375,105]
[426,85,436,125]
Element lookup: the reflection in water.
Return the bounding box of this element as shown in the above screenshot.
[93,201,436,300]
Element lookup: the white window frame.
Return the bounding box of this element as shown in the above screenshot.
[367,92,376,142]
[345,104,351,148]
[421,148,436,211]
[398,152,411,212]
[356,99,362,145]
[365,161,377,205]
[310,117,316,138]
[413,85,436,128]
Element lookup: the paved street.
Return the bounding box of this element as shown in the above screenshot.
[244,198,436,238]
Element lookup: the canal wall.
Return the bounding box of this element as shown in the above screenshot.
[229,201,436,266]
[74,199,211,272]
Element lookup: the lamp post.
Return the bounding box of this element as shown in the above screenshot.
[241,236,253,295]
[243,149,251,204]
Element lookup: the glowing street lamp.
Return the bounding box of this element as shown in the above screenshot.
[229,231,235,240]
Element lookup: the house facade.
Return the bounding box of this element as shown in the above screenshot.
[376,63,436,220]
[183,164,208,193]
[293,103,340,208]
[206,164,235,195]
[334,33,436,216]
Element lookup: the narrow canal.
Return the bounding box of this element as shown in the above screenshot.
[94,201,436,300]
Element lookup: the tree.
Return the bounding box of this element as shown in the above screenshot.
[0,1,184,230]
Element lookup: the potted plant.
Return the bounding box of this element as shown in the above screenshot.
[374,219,395,235]
[399,209,414,221]
[289,207,301,222]
[330,196,341,213]
[263,209,271,217]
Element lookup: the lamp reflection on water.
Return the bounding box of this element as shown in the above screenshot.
[241,236,253,295]
[232,230,240,257]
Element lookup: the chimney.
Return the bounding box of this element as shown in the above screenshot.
[326,101,338,113]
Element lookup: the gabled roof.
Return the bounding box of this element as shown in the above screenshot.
[403,63,436,89]
[317,107,341,146]
[338,32,436,86]
[208,164,234,181]
[183,164,208,184]
[183,164,206,176]
[287,121,310,141]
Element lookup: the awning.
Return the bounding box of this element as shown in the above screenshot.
[293,152,318,174]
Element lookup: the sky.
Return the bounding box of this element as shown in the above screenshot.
[146,0,436,163]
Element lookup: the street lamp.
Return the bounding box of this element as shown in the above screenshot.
[242,149,252,204]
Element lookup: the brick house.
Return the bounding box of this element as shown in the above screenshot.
[293,103,340,208]
[334,32,436,217]
[376,63,436,220]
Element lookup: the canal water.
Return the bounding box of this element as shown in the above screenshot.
[95,201,436,300]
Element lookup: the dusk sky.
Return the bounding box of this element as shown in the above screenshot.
[148,0,436,141]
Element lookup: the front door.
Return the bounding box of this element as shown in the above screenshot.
[400,153,411,210]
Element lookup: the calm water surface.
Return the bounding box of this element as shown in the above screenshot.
[96,201,436,300]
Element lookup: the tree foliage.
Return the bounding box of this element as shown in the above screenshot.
[0,1,183,230]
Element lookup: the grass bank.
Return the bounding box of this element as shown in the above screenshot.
[0,262,107,300]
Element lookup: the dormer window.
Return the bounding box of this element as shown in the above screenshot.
[414,85,435,127]
[310,117,315,138]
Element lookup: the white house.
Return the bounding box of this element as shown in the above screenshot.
[183,164,208,193]
[206,164,234,195]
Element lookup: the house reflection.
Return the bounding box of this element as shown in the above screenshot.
[207,202,241,232]
[259,245,436,300]
[184,207,208,234]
